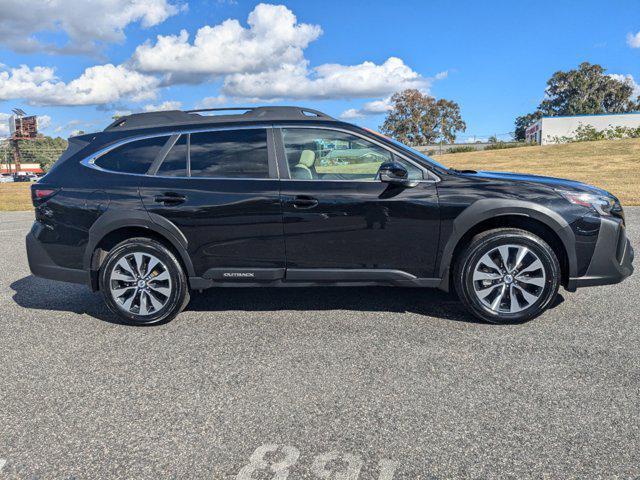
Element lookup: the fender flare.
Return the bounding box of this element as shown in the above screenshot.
[437,199,577,289]
[83,209,195,278]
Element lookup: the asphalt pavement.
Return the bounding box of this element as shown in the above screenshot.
[0,209,638,479]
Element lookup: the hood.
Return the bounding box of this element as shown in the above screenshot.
[467,170,612,196]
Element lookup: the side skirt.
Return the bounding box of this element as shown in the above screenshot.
[190,268,442,290]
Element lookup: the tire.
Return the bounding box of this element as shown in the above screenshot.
[99,237,190,325]
[453,228,560,324]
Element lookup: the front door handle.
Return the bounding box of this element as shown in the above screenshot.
[292,195,318,209]
[154,193,186,205]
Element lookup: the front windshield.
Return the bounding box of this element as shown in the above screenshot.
[363,129,450,171]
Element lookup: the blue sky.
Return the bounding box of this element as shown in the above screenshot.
[0,0,638,141]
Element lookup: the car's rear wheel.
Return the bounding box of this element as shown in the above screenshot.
[454,228,560,324]
[99,238,189,325]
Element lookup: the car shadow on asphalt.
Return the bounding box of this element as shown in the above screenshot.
[10,275,564,326]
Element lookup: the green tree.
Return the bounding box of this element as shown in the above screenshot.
[381,89,467,146]
[514,111,542,141]
[15,135,68,172]
[514,62,640,141]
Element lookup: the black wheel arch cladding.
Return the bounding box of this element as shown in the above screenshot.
[437,199,577,290]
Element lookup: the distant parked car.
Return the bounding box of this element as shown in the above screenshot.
[13,174,31,182]
[0,174,14,183]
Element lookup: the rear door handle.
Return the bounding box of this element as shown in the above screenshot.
[154,193,186,205]
[292,195,318,209]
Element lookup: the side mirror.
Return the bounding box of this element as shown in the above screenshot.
[378,162,418,187]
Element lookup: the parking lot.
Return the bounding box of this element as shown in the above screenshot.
[0,209,638,478]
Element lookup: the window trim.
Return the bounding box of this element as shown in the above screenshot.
[274,125,440,183]
[81,125,277,181]
[87,133,174,176]
[81,124,439,183]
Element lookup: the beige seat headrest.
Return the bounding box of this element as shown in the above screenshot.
[298,150,316,168]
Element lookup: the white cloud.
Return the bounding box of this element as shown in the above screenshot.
[627,31,640,48]
[37,115,51,129]
[0,3,445,115]
[143,100,182,111]
[0,0,184,54]
[0,112,10,137]
[338,71,449,119]
[0,64,159,106]
[609,73,640,98]
[339,109,364,120]
[132,4,433,101]
[222,57,429,100]
[53,119,83,134]
[196,95,231,108]
[434,71,449,81]
[340,97,394,119]
[132,3,322,81]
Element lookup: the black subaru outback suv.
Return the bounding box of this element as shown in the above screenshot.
[27,107,633,325]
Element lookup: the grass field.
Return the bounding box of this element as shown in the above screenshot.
[0,183,32,211]
[1,138,638,211]
[434,138,640,205]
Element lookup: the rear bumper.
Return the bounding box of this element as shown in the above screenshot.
[26,227,91,286]
[568,216,634,290]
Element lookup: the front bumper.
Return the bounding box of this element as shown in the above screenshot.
[568,216,634,290]
[26,227,91,286]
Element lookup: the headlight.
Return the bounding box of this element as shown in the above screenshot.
[556,189,616,216]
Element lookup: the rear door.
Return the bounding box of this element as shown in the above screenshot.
[139,127,285,281]
[276,126,440,282]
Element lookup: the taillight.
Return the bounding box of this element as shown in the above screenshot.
[31,185,59,206]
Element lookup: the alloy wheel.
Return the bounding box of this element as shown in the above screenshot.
[109,252,172,316]
[471,244,546,314]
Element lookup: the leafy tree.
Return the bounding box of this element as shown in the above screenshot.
[514,62,640,141]
[14,135,68,171]
[381,89,466,146]
[514,111,542,141]
[540,63,639,115]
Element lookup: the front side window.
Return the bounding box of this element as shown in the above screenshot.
[95,136,168,174]
[282,128,423,181]
[189,129,269,178]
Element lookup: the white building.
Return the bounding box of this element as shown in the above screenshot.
[525,112,640,145]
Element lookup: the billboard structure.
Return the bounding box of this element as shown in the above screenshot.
[9,111,39,139]
[7,109,39,173]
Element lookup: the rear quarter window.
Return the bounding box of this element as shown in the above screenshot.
[95,136,169,174]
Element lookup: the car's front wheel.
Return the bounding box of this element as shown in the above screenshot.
[454,228,561,324]
[99,238,189,325]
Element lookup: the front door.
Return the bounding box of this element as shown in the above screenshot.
[276,127,440,282]
[139,127,285,281]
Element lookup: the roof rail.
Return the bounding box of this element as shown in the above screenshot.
[184,107,255,114]
[103,106,335,132]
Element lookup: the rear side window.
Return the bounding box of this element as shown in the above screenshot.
[157,135,188,177]
[95,136,168,174]
[189,129,269,178]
